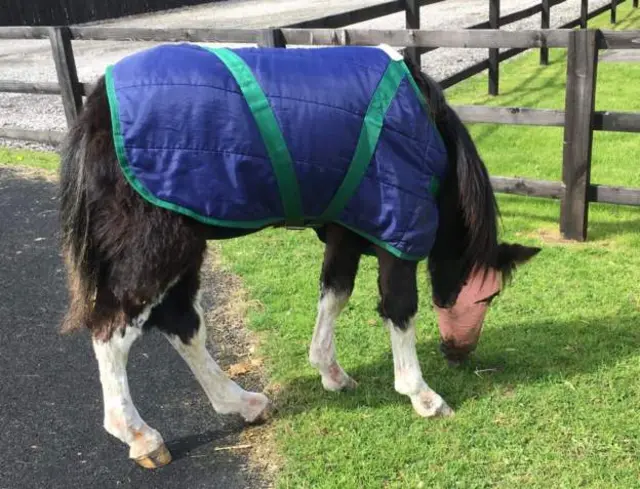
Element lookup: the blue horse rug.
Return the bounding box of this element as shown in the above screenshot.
[105,43,448,260]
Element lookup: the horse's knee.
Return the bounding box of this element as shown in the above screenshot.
[377,280,418,329]
[378,293,418,330]
[376,253,418,329]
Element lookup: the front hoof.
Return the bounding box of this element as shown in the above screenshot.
[322,374,358,392]
[321,363,358,392]
[134,443,172,469]
[410,391,454,418]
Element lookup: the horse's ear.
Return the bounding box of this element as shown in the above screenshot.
[497,243,541,268]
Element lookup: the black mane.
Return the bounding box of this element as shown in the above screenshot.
[403,58,500,307]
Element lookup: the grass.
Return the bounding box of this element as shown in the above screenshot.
[0,147,59,172]
[3,4,640,487]
[214,4,640,488]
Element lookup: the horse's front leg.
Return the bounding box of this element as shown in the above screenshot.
[309,226,364,391]
[376,251,454,418]
[93,325,171,468]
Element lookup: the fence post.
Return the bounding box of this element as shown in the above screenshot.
[580,0,588,28]
[611,0,617,23]
[404,0,420,67]
[48,26,82,128]
[258,28,286,47]
[489,0,500,95]
[560,29,599,241]
[540,0,550,65]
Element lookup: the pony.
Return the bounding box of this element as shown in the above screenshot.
[58,44,540,469]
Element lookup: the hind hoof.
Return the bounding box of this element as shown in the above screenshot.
[241,392,272,424]
[134,444,172,469]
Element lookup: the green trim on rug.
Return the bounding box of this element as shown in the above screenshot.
[206,47,305,227]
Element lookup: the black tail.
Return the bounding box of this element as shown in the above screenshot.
[58,81,106,333]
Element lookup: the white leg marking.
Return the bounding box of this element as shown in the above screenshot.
[309,290,357,391]
[387,319,453,418]
[164,295,269,423]
[93,325,165,460]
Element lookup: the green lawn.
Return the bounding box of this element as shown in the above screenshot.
[216,5,640,488]
[3,5,640,487]
[0,147,59,172]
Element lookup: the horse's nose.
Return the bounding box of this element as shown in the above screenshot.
[439,339,475,366]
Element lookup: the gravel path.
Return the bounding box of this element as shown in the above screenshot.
[0,0,611,149]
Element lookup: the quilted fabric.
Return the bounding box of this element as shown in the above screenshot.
[106,43,448,259]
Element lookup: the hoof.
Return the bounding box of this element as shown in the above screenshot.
[321,363,358,392]
[410,390,455,418]
[245,402,275,426]
[134,444,172,469]
[322,374,358,392]
[241,392,272,424]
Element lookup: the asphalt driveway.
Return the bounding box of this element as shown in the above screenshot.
[0,165,268,489]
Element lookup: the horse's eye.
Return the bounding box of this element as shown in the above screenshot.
[475,291,500,305]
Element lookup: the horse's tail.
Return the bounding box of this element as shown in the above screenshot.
[59,105,97,333]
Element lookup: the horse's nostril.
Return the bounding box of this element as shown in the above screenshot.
[446,358,465,368]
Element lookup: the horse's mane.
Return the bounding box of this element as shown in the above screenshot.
[402,58,501,308]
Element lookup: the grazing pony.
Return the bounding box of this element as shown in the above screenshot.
[59,43,539,468]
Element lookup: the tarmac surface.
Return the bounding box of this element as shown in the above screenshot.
[0,165,268,489]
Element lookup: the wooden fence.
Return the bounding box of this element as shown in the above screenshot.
[1,21,640,241]
[474,0,628,95]
[0,0,626,144]
[282,0,627,95]
[0,0,625,107]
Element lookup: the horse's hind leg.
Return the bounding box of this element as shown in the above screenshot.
[309,225,364,391]
[154,271,270,423]
[376,250,454,418]
[92,320,171,468]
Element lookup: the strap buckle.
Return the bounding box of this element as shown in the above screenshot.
[284,219,323,230]
[285,218,306,230]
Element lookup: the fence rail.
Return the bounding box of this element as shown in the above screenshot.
[451,106,640,132]
[0,0,629,94]
[5,26,638,47]
[1,2,640,241]
[491,178,640,206]
[0,127,65,145]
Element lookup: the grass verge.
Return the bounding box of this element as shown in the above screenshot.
[0,147,59,172]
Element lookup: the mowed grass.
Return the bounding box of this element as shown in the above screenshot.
[0,147,59,172]
[215,5,640,488]
[2,6,639,487]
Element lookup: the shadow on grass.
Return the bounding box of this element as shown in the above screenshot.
[497,201,640,241]
[447,51,567,146]
[274,313,640,416]
[601,5,640,30]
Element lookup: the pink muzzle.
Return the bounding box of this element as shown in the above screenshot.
[435,268,501,363]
